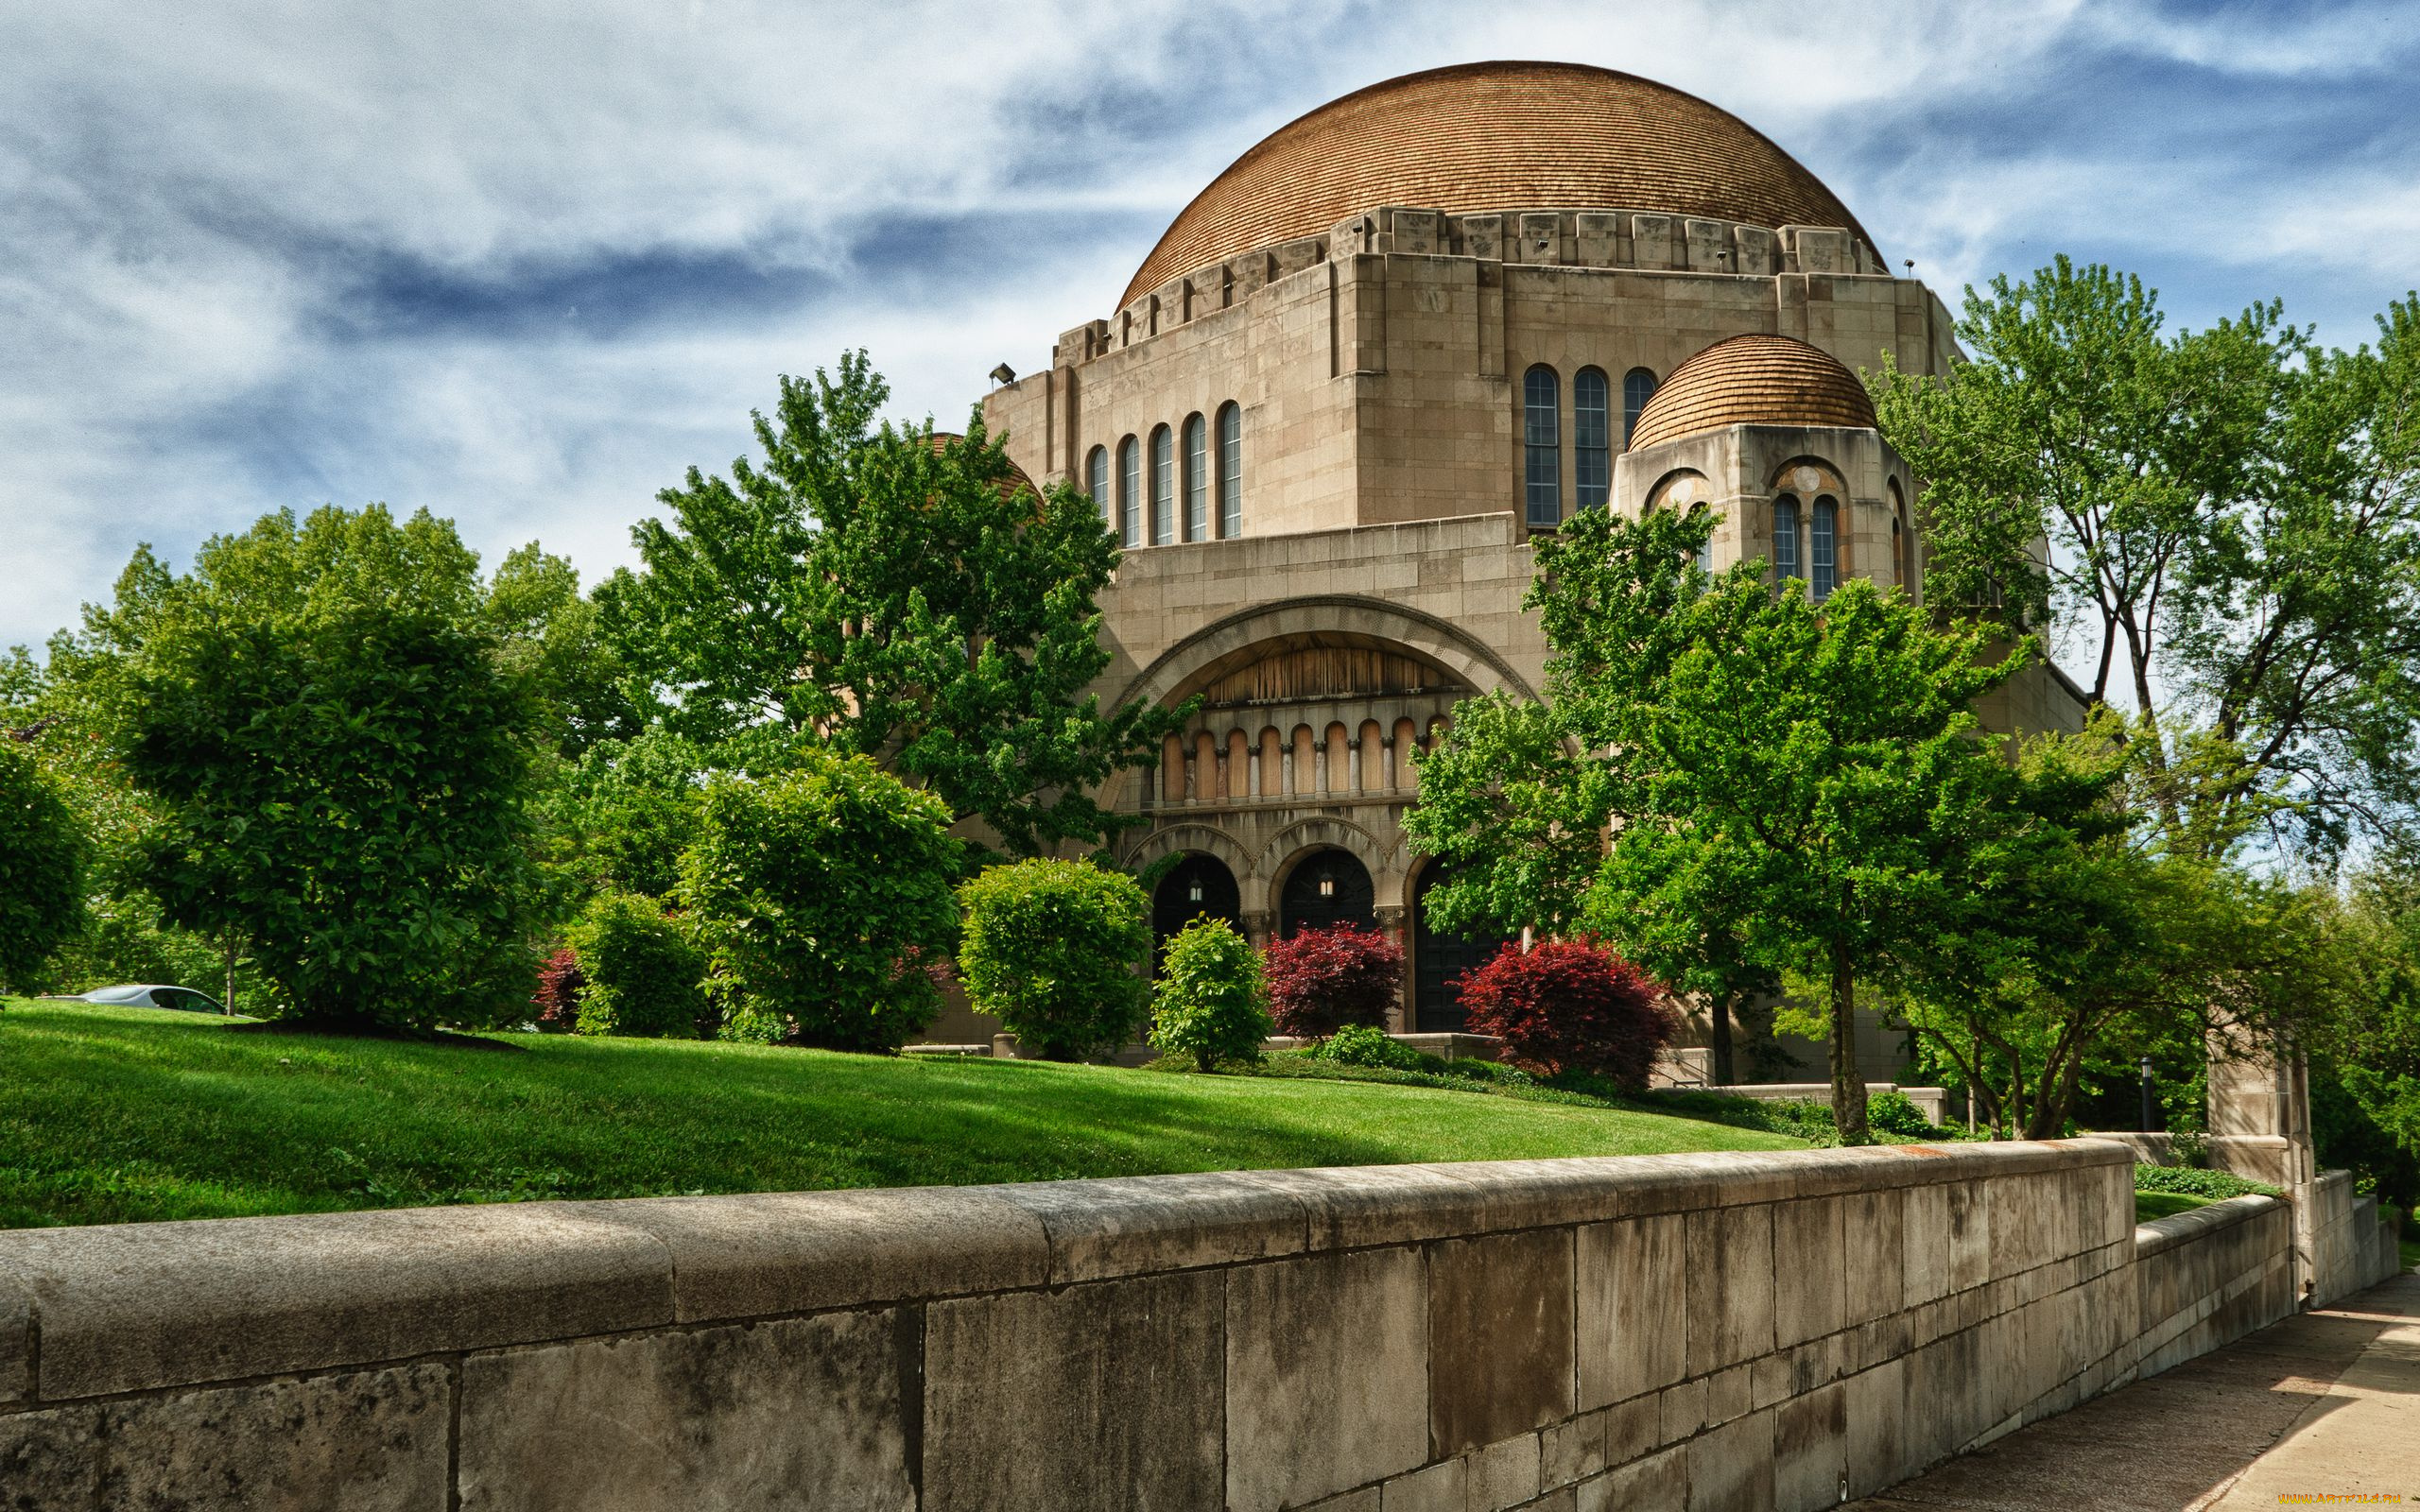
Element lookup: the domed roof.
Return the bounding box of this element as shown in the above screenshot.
[1122,61,1874,308]
[1627,335,1876,450]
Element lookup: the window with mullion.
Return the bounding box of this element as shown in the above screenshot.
[1574,368,1611,509]
[1183,415,1207,541]
[1117,437,1140,549]
[1523,365,1561,527]
[1810,496,1838,600]
[1774,494,1801,581]
[1150,425,1174,545]
[1087,447,1110,531]
[1218,403,1242,538]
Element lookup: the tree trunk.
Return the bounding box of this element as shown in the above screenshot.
[1829,941,1870,1144]
[223,933,237,1017]
[1708,994,1735,1086]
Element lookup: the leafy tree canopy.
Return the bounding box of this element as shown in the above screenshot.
[1873,263,2420,861]
[598,352,1186,858]
[51,505,549,1029]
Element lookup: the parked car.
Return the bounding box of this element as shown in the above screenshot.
[49,984,227,1015]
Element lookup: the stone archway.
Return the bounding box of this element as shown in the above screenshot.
[1150,852,1242,973]
[1410,860,1512,1033]
[1278,847,1375,937]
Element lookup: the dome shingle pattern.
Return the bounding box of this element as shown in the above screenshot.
[1627,335,1877,451]
[1122,61,1874,309]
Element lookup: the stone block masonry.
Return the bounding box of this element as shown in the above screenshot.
[0,1141,2360,1511]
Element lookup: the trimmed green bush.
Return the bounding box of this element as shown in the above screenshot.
[565,892,706,1039]
[680,751,960,1053]
[958,858,1150,1061]
[1304,1022,1431,1072]
[2133,1164,2279,1199]
[1150,918,1272,1072]
[1867,1090,1942,1140]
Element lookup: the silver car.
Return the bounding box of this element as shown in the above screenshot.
[55,984,227,1014]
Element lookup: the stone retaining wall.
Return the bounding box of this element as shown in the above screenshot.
[2131,1194,2295,1380]
[2307,1168,2404,1307]
[0,1139,2348,1511]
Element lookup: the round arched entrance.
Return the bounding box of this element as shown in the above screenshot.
[1411,861,1512,1032]
[1279,848,1375,936]
[1150,853,1242,972]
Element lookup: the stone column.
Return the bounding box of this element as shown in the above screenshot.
[1314,740,1329,796]
[2208,1022,2318,1301]
[1184,751,1198,804]
[1280,747,1294,797]
[1374,903,1409,1033]
[1249,749,1262,799]
[1241,910,1274,949]
[1348,737,1364,794]
[1380,736,1397,790]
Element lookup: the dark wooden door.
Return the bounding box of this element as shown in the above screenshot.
[1151,853,1241,972]
[1278,848,1374,937]
[1412,862,1511,1032]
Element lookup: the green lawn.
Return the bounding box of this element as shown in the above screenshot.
[0,1000,1805,1229]
[2134,1190,2220,1223]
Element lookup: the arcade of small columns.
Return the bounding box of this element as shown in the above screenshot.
[1146,709,1451,811]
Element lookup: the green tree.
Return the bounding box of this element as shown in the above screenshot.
[1872,265,2420,861]
[0,739,85,992]
[1150,918,1271,1072]
[1420,507,2026,1142]
[599,352,1187,857]
[60,506,544,1030]
[538,730,709,902]
[956,857,1151,1060]
[678,749,960,1053]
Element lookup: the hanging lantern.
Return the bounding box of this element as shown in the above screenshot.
[1318,869,1336,899]
[1188,878,1203,903]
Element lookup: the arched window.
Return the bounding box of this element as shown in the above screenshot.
[1182,414,1207,541]
[1623,368,1658,447]
[1892,516,1906,588]
[1150,424,1174,546]
[1574,367,1611,509]
[1810,496,1839,600]
[1117,436,1140,550]
[1523,365,1561,527]
[1086,446,1110,530]
[1773,494,1802,581]
[1217,402,1242,538]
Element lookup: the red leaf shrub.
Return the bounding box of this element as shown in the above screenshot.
[531,947,584,1033]
[1263,923,1403,1037]
[1457,939,1675,1089]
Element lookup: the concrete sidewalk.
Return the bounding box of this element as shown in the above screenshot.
[1848,1270,2418,1511]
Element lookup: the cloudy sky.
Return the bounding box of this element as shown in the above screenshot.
[4,0,2414,652]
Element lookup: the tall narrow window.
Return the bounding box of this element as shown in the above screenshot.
[1117,437,1140,550]
[1182,414,1207,541]
[1622,368,1658,447]
[1217,403,1242,538]
[1574,367,1611,509]
[1150,424,1174,545]
[1810,496,1838,600]
[1773,494,1801,581]
[1523,365,1561,527]
[1892,515,1906,588]
[1087,446,1110,530]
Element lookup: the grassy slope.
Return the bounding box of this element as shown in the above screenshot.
[0,1000,1804,1229]
[2134,1190,2219,1224]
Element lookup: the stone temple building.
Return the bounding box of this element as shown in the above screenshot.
[967,60,2084,1074]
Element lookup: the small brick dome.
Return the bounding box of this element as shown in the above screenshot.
[1627,335,1876,451]
[1122,61,1875,308]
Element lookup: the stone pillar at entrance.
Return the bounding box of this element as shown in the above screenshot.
[2207,1025,2318,1301]
[1374,904,1409,1032]
[1240,910,1274,950]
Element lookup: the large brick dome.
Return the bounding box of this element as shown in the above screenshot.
[1121,60,1875,308]
[1628,334,1877,450]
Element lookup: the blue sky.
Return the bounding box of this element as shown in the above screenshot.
[4,0,2415,652]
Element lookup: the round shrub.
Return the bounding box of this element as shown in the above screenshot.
[0,742,84,994]
[1262,923,1403,1038]
[1304,1022,1430,1072]
[1150,917,1271,1072]
[959,858,1150,1060]
[679,751,960,1054]
[565,891,707,1038]
[1456,938,1674,1089]
[530,947,583,1033]
[1867,1090,1942,1141]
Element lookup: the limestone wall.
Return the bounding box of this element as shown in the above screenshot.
[8,1139,2293,1511]
[2306,1169,2404,1308]
[2131,1194,2296,1379]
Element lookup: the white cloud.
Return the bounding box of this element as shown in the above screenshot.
[0,0,2408,651]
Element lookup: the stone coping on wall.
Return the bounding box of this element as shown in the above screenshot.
[0,1140,2129,1411]
[2132,1191,2284,1262]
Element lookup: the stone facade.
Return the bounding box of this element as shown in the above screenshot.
[955,67,2085,1064]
